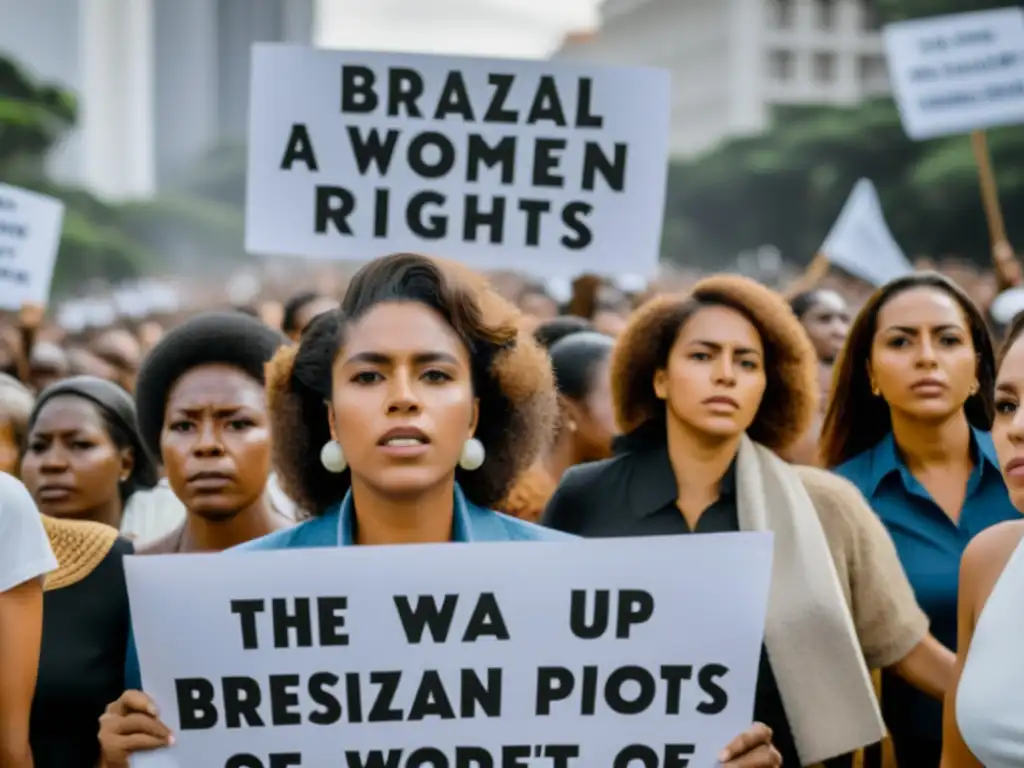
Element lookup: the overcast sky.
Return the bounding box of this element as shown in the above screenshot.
[315,0,602,58]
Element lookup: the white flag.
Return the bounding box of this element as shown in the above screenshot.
[820,179,913,286]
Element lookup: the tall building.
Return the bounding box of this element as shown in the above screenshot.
[0,0,314,200]
[557,0,890,158]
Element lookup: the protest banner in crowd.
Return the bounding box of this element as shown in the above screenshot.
[0,183,65,310]
[127,534,772,768]
[245,45,671,279]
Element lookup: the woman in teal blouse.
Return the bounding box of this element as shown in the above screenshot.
[98,254,781,767]
[822,272,1018,766]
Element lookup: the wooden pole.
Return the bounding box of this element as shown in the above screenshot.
[970,129,1021,288]
[786,253,831,299]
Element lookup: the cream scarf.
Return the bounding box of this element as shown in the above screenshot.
[735,435,885,764]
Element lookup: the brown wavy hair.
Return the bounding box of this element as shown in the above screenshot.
[265,253,558,515]
[821,272,995,468]
[610,275,818,452]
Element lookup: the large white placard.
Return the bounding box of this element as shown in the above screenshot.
[0,183,65,309]
[884,7,1024,139]
[127,533,772,768]
[245,45,671,278]
[819,179,913,287]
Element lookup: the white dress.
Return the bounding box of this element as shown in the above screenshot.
[0,472,57,592]
[957,534,1024,766]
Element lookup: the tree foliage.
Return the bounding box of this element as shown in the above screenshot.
[662,0,1020,271]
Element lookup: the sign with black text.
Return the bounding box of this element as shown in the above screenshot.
[0,183,64,309]
[245,45,671,277]
[127,534,772,768]
[884,7,1024,139]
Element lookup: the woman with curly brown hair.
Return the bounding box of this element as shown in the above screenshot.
[97,254,780,768]
[543,275,953,768]
[822,273,1017,766]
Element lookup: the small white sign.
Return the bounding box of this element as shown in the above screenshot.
[245,44,671,278]
[127,534,772,768]
[0,184,65,309]
[820,179,913,287]
[884,7,1024,139]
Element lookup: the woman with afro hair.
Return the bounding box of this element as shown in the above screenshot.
[98,253,780,768]
[542,275,953,767]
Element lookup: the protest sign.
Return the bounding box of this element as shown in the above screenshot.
[245,45,671,278]
[884,7,1024,139]
[820,179,913,286]
[127,533,772,768]
[0,183,65,310]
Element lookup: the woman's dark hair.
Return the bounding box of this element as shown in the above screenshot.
[610,275,818,453]
[0,373,34,452]
[821,272,995,467]
[267,253,557,515]
[549,332,614,401]
[999,312,1024,368]
[134,312,288,464]
[27,375,158,502]
[789,290,827,320]
[533,316,594,350]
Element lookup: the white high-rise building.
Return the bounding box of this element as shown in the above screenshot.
[0,0,314,200]
[557,0,890,158]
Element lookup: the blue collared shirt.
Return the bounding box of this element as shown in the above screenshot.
[834,428,1020,737]
[124,485,570,690]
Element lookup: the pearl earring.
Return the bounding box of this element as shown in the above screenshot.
[320,440,347,473]
[458,438,485,471]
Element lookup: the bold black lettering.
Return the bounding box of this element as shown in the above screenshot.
[466,135,515,184]
[582,143,627,192]
[279,124,319,171]
[408,132,456,179]
[272,598,312,648]
[309,672,342,725]
[223,676,264,728]
[460,667,502,717]
[407,748,447,768]
[269,674,301,725]
[176,677,218,730]
[665,744,696,768]
[367,671,403,722]
[580,665,597,715]
[660,665,693,715]
[0,223,26,238]
[526,76,567,126]
[455,747,492,768]
[616,590,654,639]
[697,663,729,714]
[569,589,609,639]
[394,594,458,643]
[561,203,593,250]
[408,670,456,721]
[535,667,575,715]
[518,199,550,247]
[341,65,378,114]
[484,74,518,123]
[605,665,655,715]
[345,751,402,768]
[575,78,603,128]
[408,192,447,239]
[373,188,389,237]
[225,755,262,768]
[463,592,510,640]
[231,599,264,650]
[317,597,349,646]
[613,745,657,768]
[226,754,302,768]
[531,139,566,187]
[347,127,401,175]
[544,746,580,768]
[346,671,364,723]
[501,746,530,767]
[314,186,355,234]
[387,68,424,118]
[435,71,474,120]
[463,196,505,244]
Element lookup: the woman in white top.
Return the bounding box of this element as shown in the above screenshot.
[0,472,57,766]
[943,315,1024,767]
